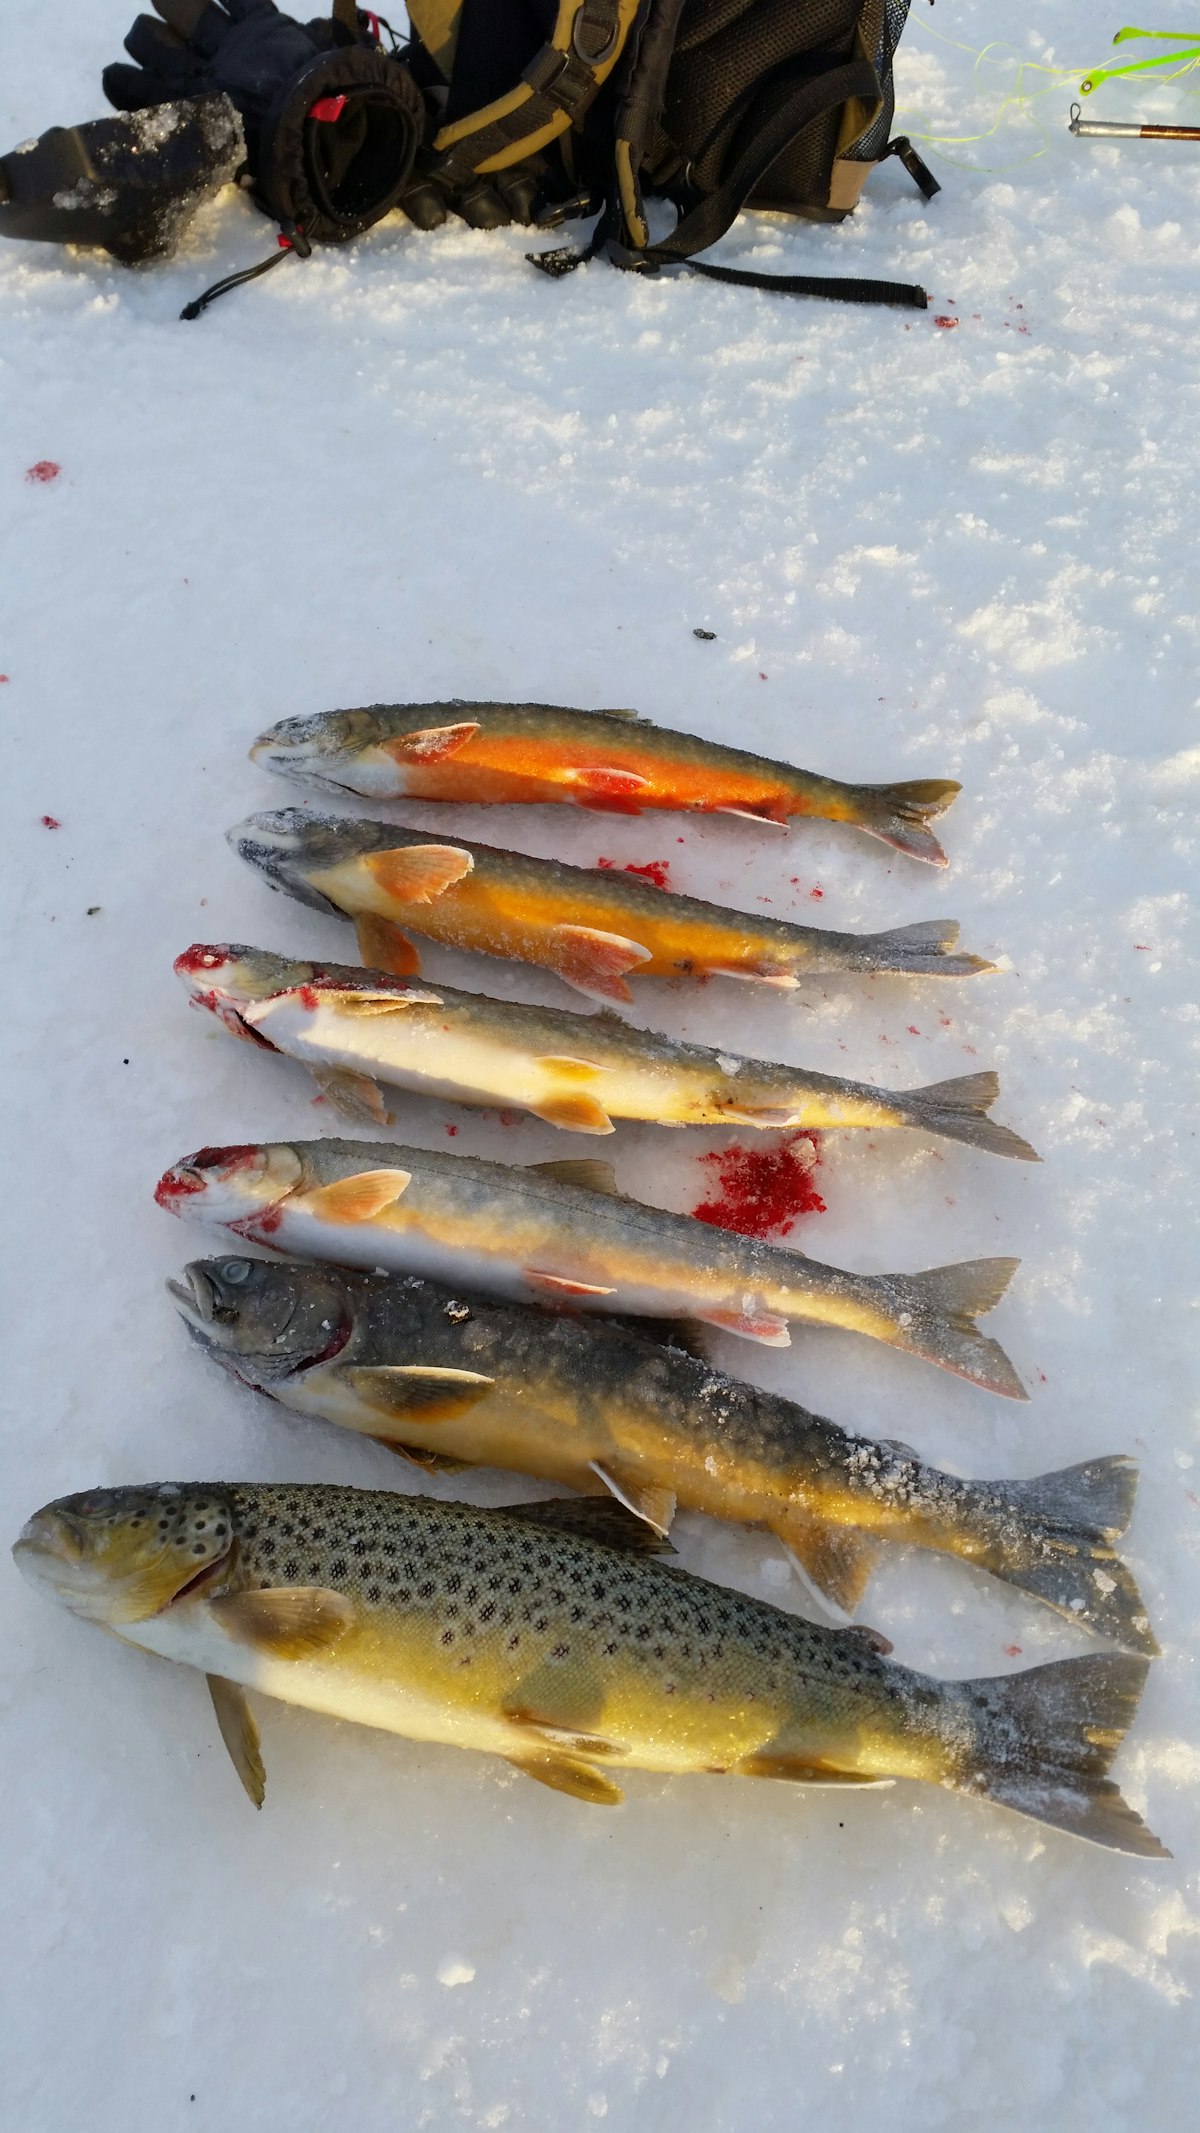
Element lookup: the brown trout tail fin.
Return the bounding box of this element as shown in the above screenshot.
[897,1071,1040,1161]
[986,1458,1158,1655]
[950,1654,1168,1857]
[845,779,961,867]
[882,1256,1025,1398]
[850,919,996,980]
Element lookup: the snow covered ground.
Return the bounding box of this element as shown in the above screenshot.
[2,4,1198,2126]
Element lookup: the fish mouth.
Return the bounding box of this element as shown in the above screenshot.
[226,811,344,916]
[13,1509,106,1613]
[154,1145,274,1215]
[167,1265,215,1329]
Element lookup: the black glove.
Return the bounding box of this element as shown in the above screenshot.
[103,1,425,243]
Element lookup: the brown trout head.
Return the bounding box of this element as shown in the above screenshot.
[14,1485,236,1626]
[169,1257,354,1389]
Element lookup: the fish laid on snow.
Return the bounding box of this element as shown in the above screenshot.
[229,809,996,1004]
[154,1138,1026,1395]
[15,1482,1167,1853]
[176,941,1038,1155]
[250,701,962,866]
[173,1255,1153,1651]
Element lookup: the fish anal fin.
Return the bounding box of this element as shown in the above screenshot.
[361,844,474,905]
[506,1752,624,1804]
[525,1269,617,1299]
[502,1496,674,1556]
[738,1752,894,1786]
[208,1587,354,1661]
[302,1168,412,1224]
[355,915,422,977]
[311,1066,392,1128]
[207,1674,265,1809]
[348,1364,495,1423]
[697,1308,791,1348]
[776,1514,881,1617]
[550,924,652,1004]
[526,1157,618,1194]
[589,1461,676,1537]
[382,721,480,764]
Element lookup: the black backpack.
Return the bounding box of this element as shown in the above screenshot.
[408,0,937,303]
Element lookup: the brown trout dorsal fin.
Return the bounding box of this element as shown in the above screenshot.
[549,924,653,1003]
[381,721,480,763]
[348,1364,495,1423]
[207,1674,265,1809]
[525,1157,618,1195]
[775,1515,880,1617]
[361,844,474,904]
[355,915,422,976]
[302,1169,412,1224]
[589,1461,676,1538]
[506,1752,624,1804]
[208,1587,354,1660]
[500,1496,675,1556]
[737,1751,895,1786]
[310,1066,392,1128]
[530,1093,615,1135]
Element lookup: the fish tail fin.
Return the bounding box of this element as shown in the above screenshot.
[947,1654,1168,1856]
[896,1071,1040,1161]
[882,1256,1025,1397]
[984,1458,1158,1655]
[844,778,961,866]
[850,919,996,979]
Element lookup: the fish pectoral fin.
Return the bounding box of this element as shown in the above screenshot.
[526,1157,619,1194]
[382,721,480,763]
[208,1587,354,1661]
[504,1707,628,1759]
[525,1269,617,1299]
[696,1308,791,1348]
[737,1752,894,1786]
[302,1169,412,1224]
[530,1093,616,1135]
[311,1066,392,1128]
[506,1751,625,1804]
[549,925,653,1004]
[502,1496,675,1556]
[361,844,474,904]
[566,766,651,813]
[329,989,445,1015]
[775,1516,881,1618]
[348,1365,495,1423]
[589,1462,676,1538]
[207,1674,265,1809]
[355,915,422,977]
[370,1437,472,1475]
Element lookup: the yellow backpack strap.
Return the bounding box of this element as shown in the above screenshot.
[432,0,641,181]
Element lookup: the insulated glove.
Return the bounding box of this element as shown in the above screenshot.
[103,1,425,243]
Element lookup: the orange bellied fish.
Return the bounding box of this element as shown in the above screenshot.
[154,1137,1027,1395]
[228,810,997,1004]
[250,702,962,865]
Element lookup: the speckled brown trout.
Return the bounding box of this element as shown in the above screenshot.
[175,941,1037,1154]
[14,1482,1167,1853]
[172,1255,1154,1651]
[250,701,962,865]
[228,810,996,1003]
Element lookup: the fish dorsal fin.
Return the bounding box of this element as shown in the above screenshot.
[506,1752,624,1805]
[776,1515,880,1618]
[597,706,641,720]
[525,1158,618,1194]
[382,721,480,763]
[361,845,474,905]
[303,1169,412,1224]
[208,1586,354,1660]
[354,915,422,976]
[589,1462,676,1537]
[207,1674,265,1808]
[348,1364,495,1423]
[500,1496,675,1556]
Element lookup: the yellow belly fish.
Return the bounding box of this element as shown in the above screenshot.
[228,809,996,1003]
[14,1482,1167,1855]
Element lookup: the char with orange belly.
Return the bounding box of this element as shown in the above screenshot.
[250,700,962,865]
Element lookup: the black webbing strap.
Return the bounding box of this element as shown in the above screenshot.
[683,259,927,306]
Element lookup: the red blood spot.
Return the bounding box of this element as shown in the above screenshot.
[933,316,958,330]
[296,985,320,1010]
[691,1132,825,1239]
[229,1203,283,1238]
[497,1109,520,1129]
[1003,1645,1023,1658]
[0,675,9,684]
[759,672,768,681]
[809,885,824,900]
[41,814,61,829]
[192,1145,260,1173]
[26,461,61,483]
[907,1026,920,1036]
[1134,944,1149,951]
[595,856,615,869]
[174,944,227,975]
[445,1123,459,1136]
[624,859,671,890]
[1037,1370,1048,1383]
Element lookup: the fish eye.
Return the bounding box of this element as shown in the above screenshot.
[220,1260,253,1285]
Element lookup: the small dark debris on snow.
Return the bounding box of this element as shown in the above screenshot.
[86,906,101,916]
[693,628,716,640]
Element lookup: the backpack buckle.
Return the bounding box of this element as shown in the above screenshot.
[572,9,621,66]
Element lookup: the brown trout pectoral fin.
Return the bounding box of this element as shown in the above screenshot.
[348,1364,495,1423]
[355,915,422,977]
[589,1462,676,1537]
[361,844,474,904]
[526,1157,619,1194]
[737,1752,894,1786]
[775,1515,880,1618]
[207,1674,265,1809]
[566,766,650,812]
[501,1496,675,1556]
[382,721,480,763]
[208,1586,354,1661]
[525,1269,617,1299]
[696,1307,791,1347]
[549,924,653,1004]
[506,1752,624,1804]
[302,1168,412,1223]
[530,1093,616,1135]
[310,1066,392,1128]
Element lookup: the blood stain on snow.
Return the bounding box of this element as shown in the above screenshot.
[908,1025,921,1036]
[445,1124,458,1136]
[1004,1645,1023,1658]
[0,674,9,684]
[810,885,824,900]
[595,856,672,889]
[41,814,61,829]
[933,316,958,330]
[26,461,61,483]
[691,1132,825,1239]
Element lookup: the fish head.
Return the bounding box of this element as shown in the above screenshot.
[14,1484,235,1625]
[250,709,389,792]
[227,809,388,915]
[154,1143,305,1230]
[168,1256,352,1387]
[173,944,311,1046]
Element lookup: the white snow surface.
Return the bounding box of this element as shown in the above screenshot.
[2,4,1199,2126]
